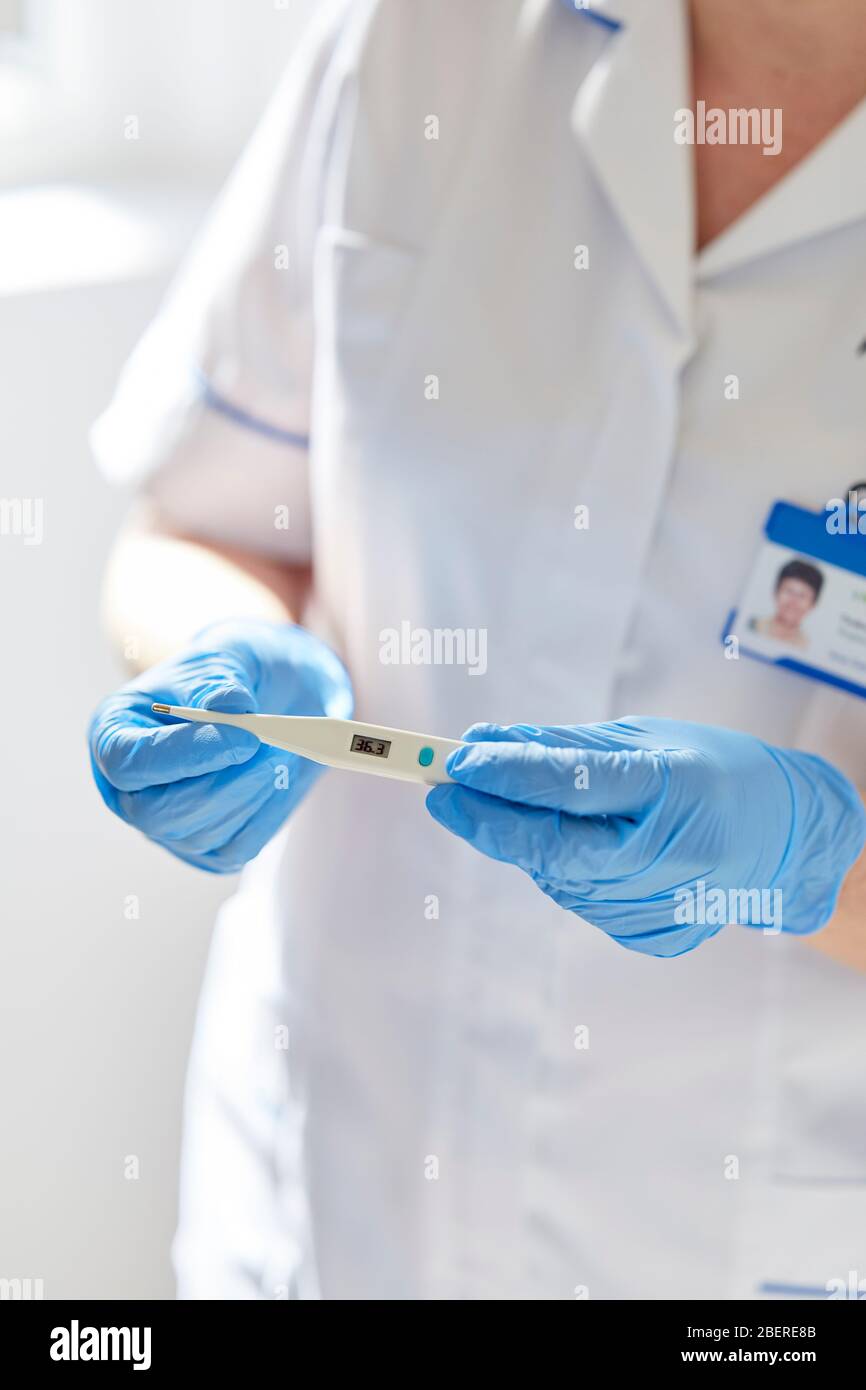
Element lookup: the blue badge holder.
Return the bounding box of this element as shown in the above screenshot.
[724,499,866,699]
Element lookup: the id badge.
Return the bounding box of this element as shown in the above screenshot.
[725,499,866,699]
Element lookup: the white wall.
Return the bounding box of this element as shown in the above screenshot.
[6,0,316,184]
[0,270,234,1300]
[0,1,315,1299]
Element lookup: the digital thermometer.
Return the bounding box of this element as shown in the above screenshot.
[152,704,465,784]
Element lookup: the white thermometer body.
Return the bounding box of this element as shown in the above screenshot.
[152,704,464,785]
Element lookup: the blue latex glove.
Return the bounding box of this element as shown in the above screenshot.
[426,718,866,957]
[89,618,353,873]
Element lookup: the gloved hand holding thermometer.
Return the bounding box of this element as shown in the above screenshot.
[89,618,353,873]
[91,635,865,951]
[426,718,866,957]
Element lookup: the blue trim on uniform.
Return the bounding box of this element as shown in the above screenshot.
[195,370,310,450]
[559,0,624,32]
[757,1282,831,1299]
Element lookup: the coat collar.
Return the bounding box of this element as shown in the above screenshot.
[564,0,866,315]
[696,97,866,279]
[567,0,695,337]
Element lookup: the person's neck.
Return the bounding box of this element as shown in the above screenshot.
[689,0,866,81]
[688,0,866,248]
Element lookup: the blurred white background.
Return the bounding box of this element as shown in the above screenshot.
[0,0,315,1298]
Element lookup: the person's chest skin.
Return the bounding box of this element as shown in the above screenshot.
[691,19,866,248]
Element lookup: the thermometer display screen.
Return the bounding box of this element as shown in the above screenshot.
[350,734,392,759]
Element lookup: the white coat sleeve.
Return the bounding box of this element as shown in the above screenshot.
[90,0,355,562]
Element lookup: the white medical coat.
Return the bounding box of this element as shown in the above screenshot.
[92,0,866,1299]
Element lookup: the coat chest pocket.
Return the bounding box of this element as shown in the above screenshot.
[313,224,423,426]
